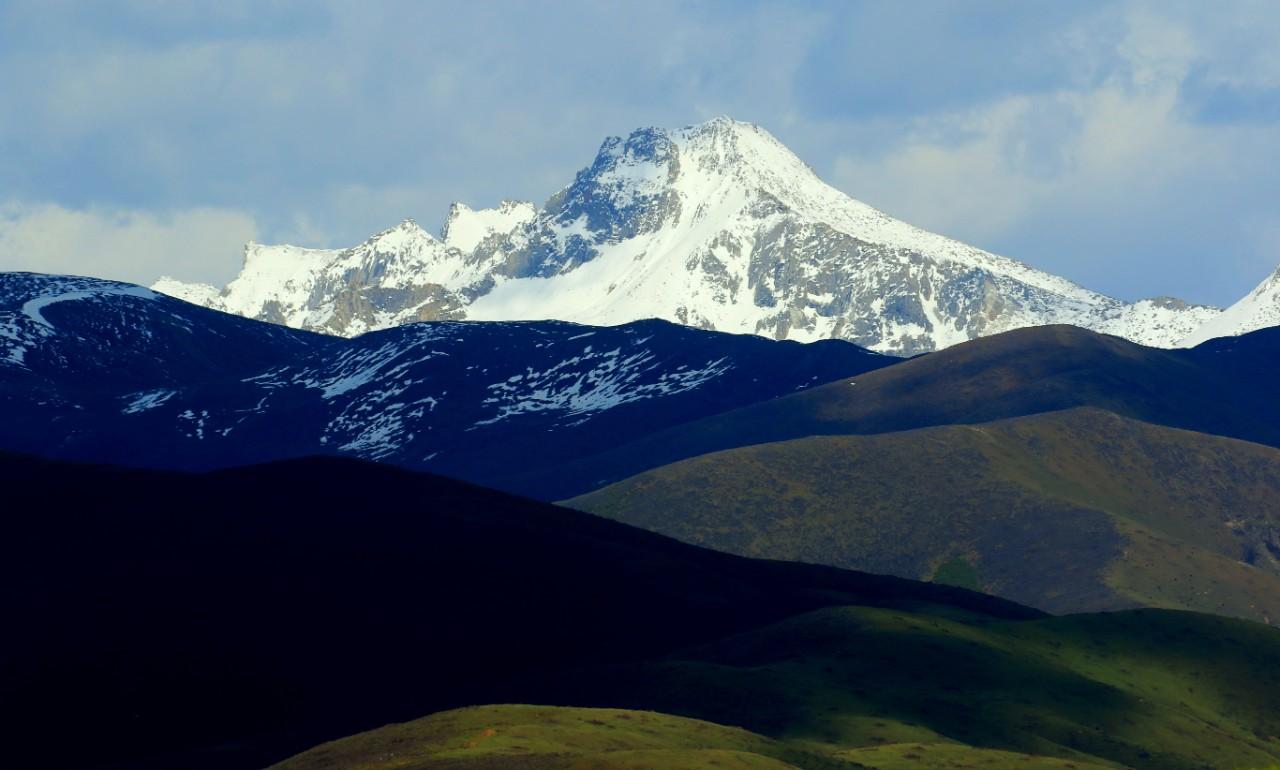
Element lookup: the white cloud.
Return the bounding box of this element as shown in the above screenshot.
[823,5,1280,304]
[1,1,1279,305]
[0,202,258,286]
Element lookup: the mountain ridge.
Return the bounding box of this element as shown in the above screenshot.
[514,323,1280,500]
[154,117,1227,355]
[0,270,891,486]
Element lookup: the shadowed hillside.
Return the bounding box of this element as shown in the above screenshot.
[0,451,1030,770]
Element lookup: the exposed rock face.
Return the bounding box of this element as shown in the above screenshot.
[155,117,1222,354]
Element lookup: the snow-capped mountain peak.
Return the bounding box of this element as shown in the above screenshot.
[1181,264,1280,346]
[441,200,536,253]
[340,217,449,278]
[365,217,436,249]
[154,117,1223,354]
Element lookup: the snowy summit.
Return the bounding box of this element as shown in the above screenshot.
[156,117,1229,355]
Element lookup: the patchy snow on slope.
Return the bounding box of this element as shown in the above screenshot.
[123,389,177,414]
[473,347,733,427]
[0,276,165,366]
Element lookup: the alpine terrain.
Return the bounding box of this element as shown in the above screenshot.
[154,118,1223,355]
[0,271,890,489]
[1181,261,1280,345]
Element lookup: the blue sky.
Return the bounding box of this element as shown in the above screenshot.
[2,0,1280,306]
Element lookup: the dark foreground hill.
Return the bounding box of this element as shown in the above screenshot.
[528,323,1280,500]
[0,451,1028,770]
[7,453,1280,770]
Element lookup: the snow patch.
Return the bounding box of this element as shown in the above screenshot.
[123,389,177,414]
[22,285,158,329]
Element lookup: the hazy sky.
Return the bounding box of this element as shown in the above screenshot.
[3,0,1280,306]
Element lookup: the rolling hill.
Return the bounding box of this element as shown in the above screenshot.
[528,323,1280,500]
[268,705,865,770]
[527,606,1280,770]
[270,605,1280,770]
[570,407,1280,620]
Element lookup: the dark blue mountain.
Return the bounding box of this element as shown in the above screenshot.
[0,272,893,496]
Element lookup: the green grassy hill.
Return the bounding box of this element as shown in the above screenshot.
[571,407,1280,620]
[537,606,1280,770]
[267,705,863,770]
[519,325,1280,500]
[270,607,1280,770]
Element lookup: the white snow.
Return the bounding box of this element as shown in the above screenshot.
[0,316,29,366]
[178,408,209,440]
[22,285,158,328]
[152,277,222,307]
[217,241,340,324]
[1180,266,1280,346]
[442,200,536,253]
[472,348,732,428]
[123,389,177,414]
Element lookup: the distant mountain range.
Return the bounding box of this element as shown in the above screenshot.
[153,117,1275,356]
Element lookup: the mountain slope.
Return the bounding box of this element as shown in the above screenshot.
[0,451,1035,770]
[529,324,1280,500]
[154,118,1219,354]
[570,408,1280,620]
[0,271,891,488]
[1182,262,1280,345]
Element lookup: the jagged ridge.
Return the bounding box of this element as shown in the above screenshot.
[155,117,1226,355]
